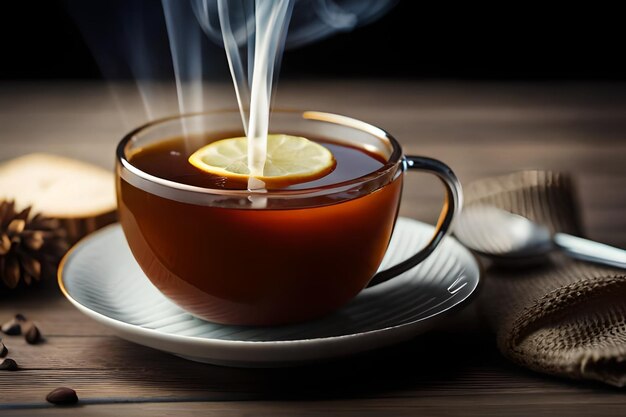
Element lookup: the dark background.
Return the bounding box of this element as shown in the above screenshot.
[1,1,624,80]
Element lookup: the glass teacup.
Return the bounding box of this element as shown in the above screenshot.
[116,110,462,325]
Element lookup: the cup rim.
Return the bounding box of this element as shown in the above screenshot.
[116,109,404,198]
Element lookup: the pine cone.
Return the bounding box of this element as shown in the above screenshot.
[0,200,68,289]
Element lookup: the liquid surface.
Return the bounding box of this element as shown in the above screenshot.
[129,134,386,190]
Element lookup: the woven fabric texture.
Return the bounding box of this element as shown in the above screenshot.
[466,171,626,387]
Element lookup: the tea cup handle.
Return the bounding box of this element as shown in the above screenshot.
[367,156,463,287]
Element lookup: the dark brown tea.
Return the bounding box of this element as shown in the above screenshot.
[117,133,403,325]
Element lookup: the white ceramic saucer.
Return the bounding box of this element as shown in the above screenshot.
[59,217,480,367]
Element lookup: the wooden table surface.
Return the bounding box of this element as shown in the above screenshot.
[0,81,625,416]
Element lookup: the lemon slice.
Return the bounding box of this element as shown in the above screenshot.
[188,134,335,186]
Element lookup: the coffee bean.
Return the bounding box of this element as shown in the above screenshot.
[0,358,18,371]
[46,387,78,405]
[0,340,7,358]
[25,325,42,344]
[14,313,27,322]
[1,320,21,335]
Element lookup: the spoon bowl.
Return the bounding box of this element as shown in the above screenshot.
[454,205,626,269]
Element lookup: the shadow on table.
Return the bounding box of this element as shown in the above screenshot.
[101,328,503,401]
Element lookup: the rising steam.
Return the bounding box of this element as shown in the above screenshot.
[67,0,398,126]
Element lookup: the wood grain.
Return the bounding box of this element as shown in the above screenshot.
[0,81,625,416]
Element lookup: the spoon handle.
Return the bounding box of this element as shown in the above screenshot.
[554,233,626,269]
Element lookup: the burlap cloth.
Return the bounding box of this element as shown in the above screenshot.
[465,170,626,387]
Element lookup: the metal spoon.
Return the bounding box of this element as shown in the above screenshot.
[453,205,626,269]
